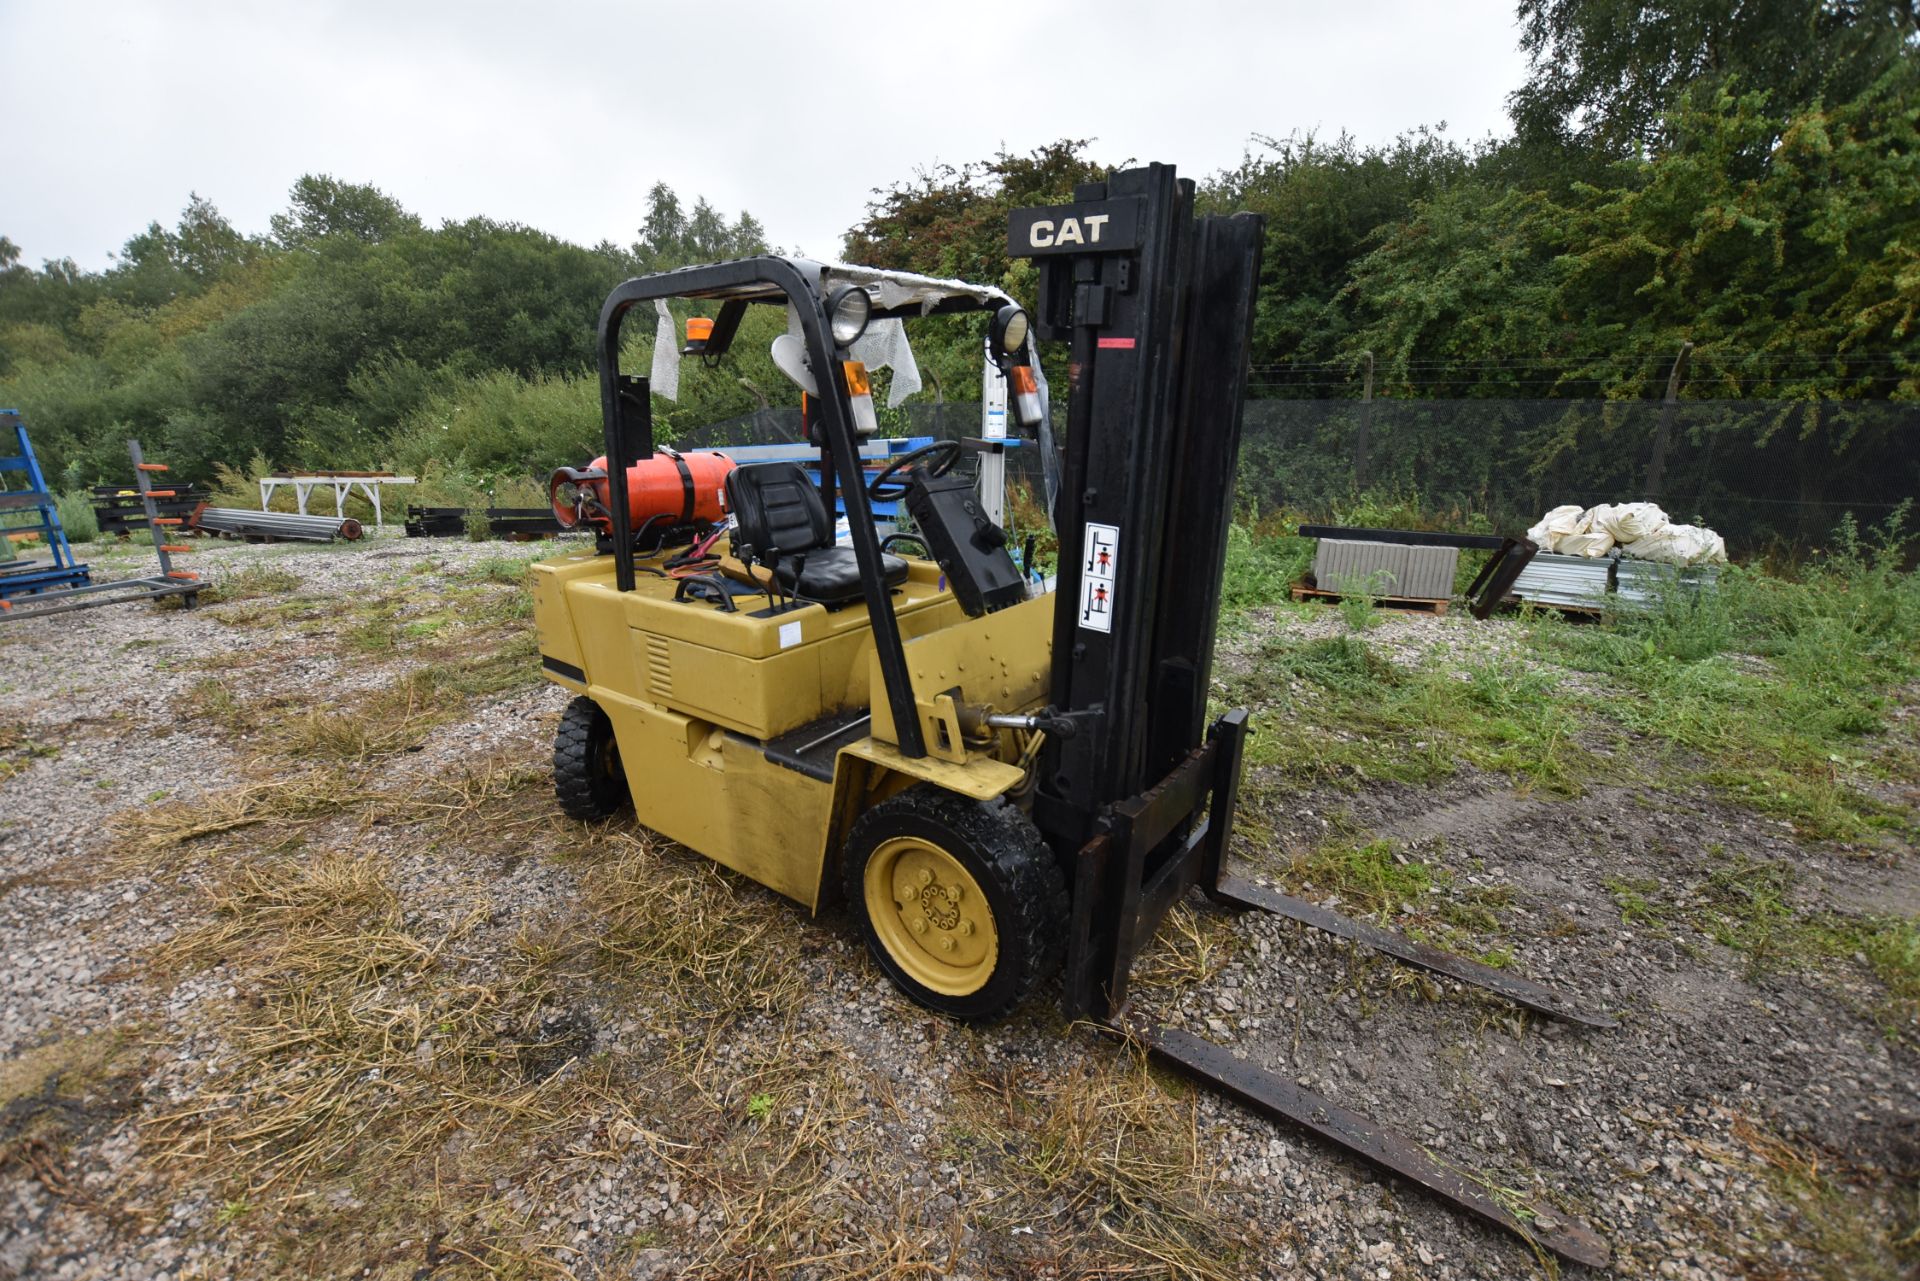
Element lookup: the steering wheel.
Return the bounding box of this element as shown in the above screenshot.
[867,441,965,501]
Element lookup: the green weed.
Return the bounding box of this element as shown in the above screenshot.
[209,564,302,603]
[1228,633,1586,794]
[1331,569,1390,631]
[1605,876,1673,934]
[1527,508,1919,839]
[1219,522,1311,621]
[1605,855,1918,1038]
[180,677,256,735]
[0,723,52,779]
[1290,839,1431,916]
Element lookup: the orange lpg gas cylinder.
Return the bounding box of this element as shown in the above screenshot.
[550,450,735,532]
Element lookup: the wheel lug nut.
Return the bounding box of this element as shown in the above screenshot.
[918,869,934,886]
[910,918,926,934]
[958,920,974,936]
[938,937,954,952]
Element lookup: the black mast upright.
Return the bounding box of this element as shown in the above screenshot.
[1009,164,1265,1019]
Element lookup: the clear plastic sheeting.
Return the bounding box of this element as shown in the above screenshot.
[813,260,1012,315]
[849,319,922,407]
[1027,339,1059,522]
[649,299,681,401]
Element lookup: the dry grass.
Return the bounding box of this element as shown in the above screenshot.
[96,731,1268,1278]
[277,669,451,761]
[581,831,809,1024]
[143,849,585,1278]
[952,1044,1255,1281]
[113,771,377,873]
[1129,903,1238,1002]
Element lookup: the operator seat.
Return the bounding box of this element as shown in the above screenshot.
[725,462,907,605]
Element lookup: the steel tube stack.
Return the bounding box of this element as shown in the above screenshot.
[193,507,363,542]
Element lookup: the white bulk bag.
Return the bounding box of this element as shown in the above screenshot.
[1525,504,1589,551]
[1621,524,1727,566]
[1594,501,1669,545]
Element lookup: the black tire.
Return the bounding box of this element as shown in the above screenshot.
[842,787,1069,1021]
[553,696,628,821]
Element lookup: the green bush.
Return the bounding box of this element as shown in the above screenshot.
[388,368,604,482]
[54,490,100,542]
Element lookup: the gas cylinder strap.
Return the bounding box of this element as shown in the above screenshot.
[671,454,695,524]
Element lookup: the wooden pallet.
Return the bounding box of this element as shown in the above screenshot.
[1291,581,1449,616]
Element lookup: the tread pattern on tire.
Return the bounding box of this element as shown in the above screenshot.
[553,695,628,821]
[842,787,1070,1021]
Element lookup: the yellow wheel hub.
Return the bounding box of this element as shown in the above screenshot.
[864,836,999,997]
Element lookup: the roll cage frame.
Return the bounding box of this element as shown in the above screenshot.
[594,256,1011,762]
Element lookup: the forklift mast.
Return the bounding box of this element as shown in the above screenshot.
[1010,165,1264,1020]
[1005,168,1613,1269]
[1020,166,1263,833]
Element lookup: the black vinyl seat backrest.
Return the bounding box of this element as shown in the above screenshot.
[722,461,909,607]
[726,463,832,563]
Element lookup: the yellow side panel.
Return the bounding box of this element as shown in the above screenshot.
[870,593,1055,750]
[531,560,586,678]
[644,633,826,741]
[593,689,834,909]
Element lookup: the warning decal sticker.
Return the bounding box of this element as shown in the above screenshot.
[1078,522,1119,633]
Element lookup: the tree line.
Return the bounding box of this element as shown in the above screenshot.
[2,0,1914,493]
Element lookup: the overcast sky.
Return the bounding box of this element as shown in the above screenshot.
[4,0,1530,269]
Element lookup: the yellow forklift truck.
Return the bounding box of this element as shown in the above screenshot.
[531,163,1612,1268]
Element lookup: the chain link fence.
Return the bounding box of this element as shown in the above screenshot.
[668,399,1920,558]
[1236,399,1919,555]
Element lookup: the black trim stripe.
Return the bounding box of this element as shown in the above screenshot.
[542,655,586,683]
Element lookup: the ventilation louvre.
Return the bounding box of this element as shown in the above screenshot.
[645,634,672,698]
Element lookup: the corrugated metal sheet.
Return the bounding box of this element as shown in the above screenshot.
[1313,540,1457,600]
[1315,540,1404,595]
[1399,545,1459,600]
[1615,558,1720,605]
[1511,552,1611,609]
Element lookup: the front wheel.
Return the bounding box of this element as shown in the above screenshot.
[842,787,1068,1021]
[553,696,628,821]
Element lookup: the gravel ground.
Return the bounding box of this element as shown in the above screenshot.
[1,531,1915,1280]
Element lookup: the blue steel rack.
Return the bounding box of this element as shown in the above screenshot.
[0,410,91,598]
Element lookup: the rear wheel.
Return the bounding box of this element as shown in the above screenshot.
[553,696,628,821]
[842,787,1068,1021]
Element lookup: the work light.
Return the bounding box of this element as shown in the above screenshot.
[827,285,872,347]
[988,305,1030,360]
